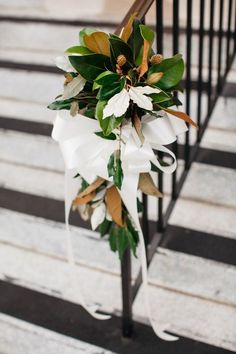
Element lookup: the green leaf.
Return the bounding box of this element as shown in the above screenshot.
[69,54,111,82]
[84,107,95,118]
[149,91,171,104]
[96,73,119,85]
[95,100,124,136]
[128,18,143,61]
[97,77,125,100]
[79,27,97,46]
[109,227,128,260]
[109,37,133,68]
[126,216,139,245]
[148,54,184,90]
[95,131,116,140]
[109,227,118,252]
[47,99,72,110]
[107,153,124,190]
[66,45,93,55]
[99,218,112,237]
[139,24,155,45]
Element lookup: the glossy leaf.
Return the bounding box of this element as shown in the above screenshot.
[107,153,124,189]
[139,24,155,45]
[47,99,72,110]
[95,100,123,136]
[148,54,184,90]
[66,45,93,55]
[109,37,133,68]
[128,18,143,61]
[69,54,111,82]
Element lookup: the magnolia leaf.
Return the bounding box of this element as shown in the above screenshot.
[84,32,110,57]
[96,100,124,135]
[164,108,197,128]
[109,37,133,67]
[139,39,150,78]
[62,75,86,100]
[91,202,106,230]
[128,18,143,60]
[148,54,184,90]
[95,131,116,140]
[47,99,72,110]
[69,54,111,82]
[78,176,105,198]
[129,86,153,111]
[138,173,163,197]
[93,71,113,90]
[66,45,93,55]
[146,72,163,85]
[120,12,138,43]
[139,24,155,45]
[99,218,112,237]
[73,190,96,205]
[107,153,124,189]
[79,27,97,46]
[106,186,123,227]
[103,89,130,119]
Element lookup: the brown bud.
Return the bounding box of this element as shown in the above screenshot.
[117,54,127,67]
[150,54,163,65]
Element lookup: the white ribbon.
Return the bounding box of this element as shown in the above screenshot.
[52,110,187,339]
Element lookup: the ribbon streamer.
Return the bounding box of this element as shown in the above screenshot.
[52,111,187,339]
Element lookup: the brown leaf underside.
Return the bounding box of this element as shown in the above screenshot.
[78,176,105,198]
[105,186,124,227]
[139,39,150,78]
[73,191,96,205]
[120,12,138,43]
[165,108,198,128]
[84,32,110,57]
[138,173,163,197]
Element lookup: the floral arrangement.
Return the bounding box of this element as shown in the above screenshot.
[48,14,196,260]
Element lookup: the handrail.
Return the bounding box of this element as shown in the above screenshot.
[115,0,154,35]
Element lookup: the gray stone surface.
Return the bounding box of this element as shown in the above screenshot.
[0,313,116,354]
[180,162,236,209]
[169,198,236,239]
[0,97,55,123]
[0,129,63,172]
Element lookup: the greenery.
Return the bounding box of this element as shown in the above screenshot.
[48,15,195,258]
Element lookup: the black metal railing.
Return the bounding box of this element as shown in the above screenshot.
[119,0,236,337]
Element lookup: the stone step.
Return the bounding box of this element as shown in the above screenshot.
[0,313,114,354]
[0,20,234,73]
[1,209,236,351]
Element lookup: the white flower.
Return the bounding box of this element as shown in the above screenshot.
[62,75,86,100]
[91,202,106,230]
[54,56,75,72]
[103,86,161,119]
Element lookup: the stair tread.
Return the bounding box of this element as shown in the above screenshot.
[0,313,114,354]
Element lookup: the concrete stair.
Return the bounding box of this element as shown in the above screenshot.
[0,2,236,353]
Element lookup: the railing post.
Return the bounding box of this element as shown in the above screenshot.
[121,249,133,337]
[184,0,192,170]
[156,0,164,232]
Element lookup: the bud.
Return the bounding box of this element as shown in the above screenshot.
[117,54,127,67]
[150,54,163,65]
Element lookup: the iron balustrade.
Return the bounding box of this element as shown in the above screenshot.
[117,0,236,337]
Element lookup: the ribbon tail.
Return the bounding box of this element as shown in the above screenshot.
[120,173,179,341]
[138,225,179,341]
[64,170,111,320]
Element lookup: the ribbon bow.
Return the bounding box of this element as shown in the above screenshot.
[52,110,187,340]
